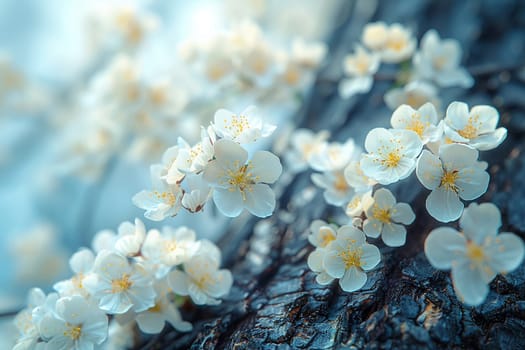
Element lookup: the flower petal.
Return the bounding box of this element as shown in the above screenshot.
[243,184,276,218]
[373,188,396,209]
[445,101,470,131]
[323,250,346,278]
[391,104,416,129]
[136,312,166,334]
[339,266,367,292]
[470,105,499,134]
[338,76,373,98]
[391,203,415,225]
[213,189,244,217]
[250,151,282,184]
[460,203,501,243]
[426,187,463,223]
[416,150,443,190]
[456,167,489,201]
[364,128,393,154]
[381,223,407,247]
[424,227,466,270]
[337,225,366,244]
[168,270,189,296]
[485,233,525,273]
[451,260,490,306]
[363,219,382,238]
[214,139,248,165]
[360,243,381,270]
[439,143,479,170]
[307,249,325,272]
[470,128,507,151]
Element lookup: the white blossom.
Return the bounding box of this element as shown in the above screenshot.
[158,145,185,185]
[285,129,330,172]
[203,139,282,217]
[416,144,490,223]
[360,128,423,185]
[135,280,192,334]
[141,226,199,267]
[361,22,388,51]
[168,241,233,305]
[13,289,47,350]
[323,226,381,292]
[384,80,440,110]
[213,106,276,144]
[308,220,338,248]
[413,30,473,88]
[132,165,183,221]
[363,188,416,247]
[345,191,373,218]
[84,250,156,314]
[311,169,354,206]
[307,248,335,285]
[339,45,380,98]
[425,203,525,306]
[114,218,146,257]
[181,174,212,213]
[290,38,327,69]
[176,126,216,174]
[308,139,358,172]
[390,102,442,144]
[39,296,108,350]
[364,23,416,63]
[343,161,377,193]
[443,101,507,151]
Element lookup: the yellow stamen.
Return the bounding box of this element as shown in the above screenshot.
[440,170,459,193]
[319,227,336,247]
[64,324,82,341]
[111,274,133,293]
[466,241,484,263]
[334,173,349,192]
[458,122,478,139]
[407,116,427,138]
[195,274,211,289]
[339,246,363,269]
[154,191,177,206]
[148,302,163,313]
[383,151,402,168]
[225,162,258,200]
[372,205,391,224]
[224,115,251,138]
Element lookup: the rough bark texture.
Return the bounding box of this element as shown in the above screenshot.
[137,1,525,349]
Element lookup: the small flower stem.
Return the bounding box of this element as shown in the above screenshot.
[0,309,20,318]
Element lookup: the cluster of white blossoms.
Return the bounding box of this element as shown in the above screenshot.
[179,20,326,98]
[133,106,283,219]
[339,22,472,111]
[303,95,518,304]
[13,219,233,350]
[47,14,324,182]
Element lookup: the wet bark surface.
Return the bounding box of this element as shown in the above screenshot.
[137,1,525,349]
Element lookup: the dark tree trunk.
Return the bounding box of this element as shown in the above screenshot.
[137,1,525,348]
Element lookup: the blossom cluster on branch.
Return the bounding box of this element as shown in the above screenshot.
[340,22,473,110]
[13,219,233,350]
[302,96,523,305]
[133,106,282,219]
